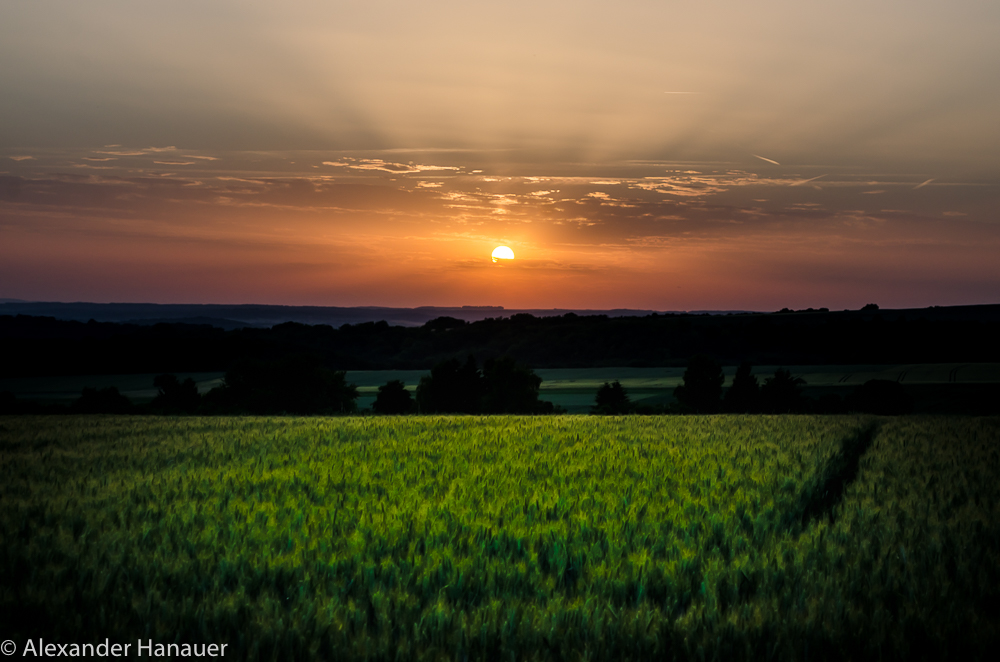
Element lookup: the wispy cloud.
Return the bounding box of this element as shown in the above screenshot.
[631,172,757,197]
[93,146,178,157]
[94,150,148,156]
[9,156,34,161]
[913,178,934,190]
[323,158,460,173]
[789,174,825,187]
[753,154,781,165]
[216,176,266,185]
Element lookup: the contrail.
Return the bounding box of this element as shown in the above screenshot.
[790,174,825,187]
[913,178,934,190]
[753,154,780,165]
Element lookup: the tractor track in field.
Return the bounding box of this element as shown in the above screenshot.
[784,421,881,531]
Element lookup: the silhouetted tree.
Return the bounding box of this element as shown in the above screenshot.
[760,368,807,413]
[151,373,201,414]
[0,391,16,415]
[71,386,132,414]
[674,355,724,413]
[482,356,553,413]
[416,356,555,414]
[204,356,357,414]
[592,381,631,415]
[846,379,912,415]
[723,361,760,413]
[423,316,466,331]
[815,393,846,414]
[372,379,416,414]
[416,356,483,413]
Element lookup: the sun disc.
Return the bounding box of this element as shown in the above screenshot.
[491,246,515,263]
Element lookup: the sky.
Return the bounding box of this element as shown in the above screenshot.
[2,0,999,311]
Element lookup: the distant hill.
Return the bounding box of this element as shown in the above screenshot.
[0,301,746,328]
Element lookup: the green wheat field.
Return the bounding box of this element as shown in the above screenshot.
[1,415,998,660]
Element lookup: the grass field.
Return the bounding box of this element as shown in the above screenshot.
[4,364,1000,412]
[2,415,998,660]
[0,372,224,405]
[349,364,1000,412]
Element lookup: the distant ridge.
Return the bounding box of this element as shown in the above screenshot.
[4,301,1000,378]
[0,301,756,329]
[2,300,999,330]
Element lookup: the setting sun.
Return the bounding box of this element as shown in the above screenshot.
[491,246,515,263]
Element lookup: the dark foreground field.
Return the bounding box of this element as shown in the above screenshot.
[1,416,998,660]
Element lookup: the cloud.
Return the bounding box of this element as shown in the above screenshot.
[753,154,781,165]
[216,176,267,185]
[416,181,443,188]
[92,147,178,156]
[94,150,148,156]
[631,176,732,197]
[323,158,460,173]
[441,191,479,203]
[183,155,220,161]
[153,161,196,166]
[581,190,637,208]
[82,157,117,162]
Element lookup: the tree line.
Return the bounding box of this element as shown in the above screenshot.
[0,356,555,416]
[593,355,914,415]
[3,354,916,416]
